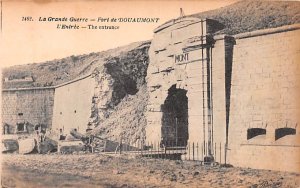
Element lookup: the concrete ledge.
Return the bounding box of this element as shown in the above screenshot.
[214,34,227,41]
[154,17,203,33]
[213,24,300,43]
[214,35,236,44]
[55,73,92,88]
[240,143,300,147]
[2,73,92,92]
[2,86,55,92]
[234,24,300,39]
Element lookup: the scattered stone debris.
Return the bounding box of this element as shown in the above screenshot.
[2,139,19,153]
[37,138,57,154]
[112,169,124,175]
[18,138,36,154]
[193,171,200,177]
[2,154,300,188]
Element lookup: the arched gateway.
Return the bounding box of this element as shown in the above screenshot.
[161,85,188,147]
[145,16,227,161]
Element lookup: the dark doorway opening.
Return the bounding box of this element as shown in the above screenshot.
[17,122,26,132]
[161,85,188,147]
[247,128,266,140]
[3,124,9,134]
[275,127,296,140]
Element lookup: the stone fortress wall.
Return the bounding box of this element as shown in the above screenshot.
[2,74,95,136]
[52,74,95,134]
[227,26,300,172]
[146,17,300,172]
[2,16,300,172]
[2,87,55,134]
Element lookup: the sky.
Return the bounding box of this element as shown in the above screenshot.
[0,0,237,68]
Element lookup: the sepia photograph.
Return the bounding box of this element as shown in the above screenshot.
[1,0,300,187]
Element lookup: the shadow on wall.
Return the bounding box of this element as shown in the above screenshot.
[104,62,138,107]
[103,45,150,107]
[225,37,235,144]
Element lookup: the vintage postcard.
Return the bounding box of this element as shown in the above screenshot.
[1,0,300,187]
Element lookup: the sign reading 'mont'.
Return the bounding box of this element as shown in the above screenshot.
[175,53,189,63]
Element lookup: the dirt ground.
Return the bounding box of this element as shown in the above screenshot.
[1,153,300,188]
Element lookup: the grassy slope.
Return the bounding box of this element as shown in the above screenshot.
[191,0,300,35]
[2,41,147,89]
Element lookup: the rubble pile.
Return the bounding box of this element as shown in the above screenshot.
[90,84,149,145]
[88,43,150,144]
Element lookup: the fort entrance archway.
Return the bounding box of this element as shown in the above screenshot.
[161,85,188,147]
